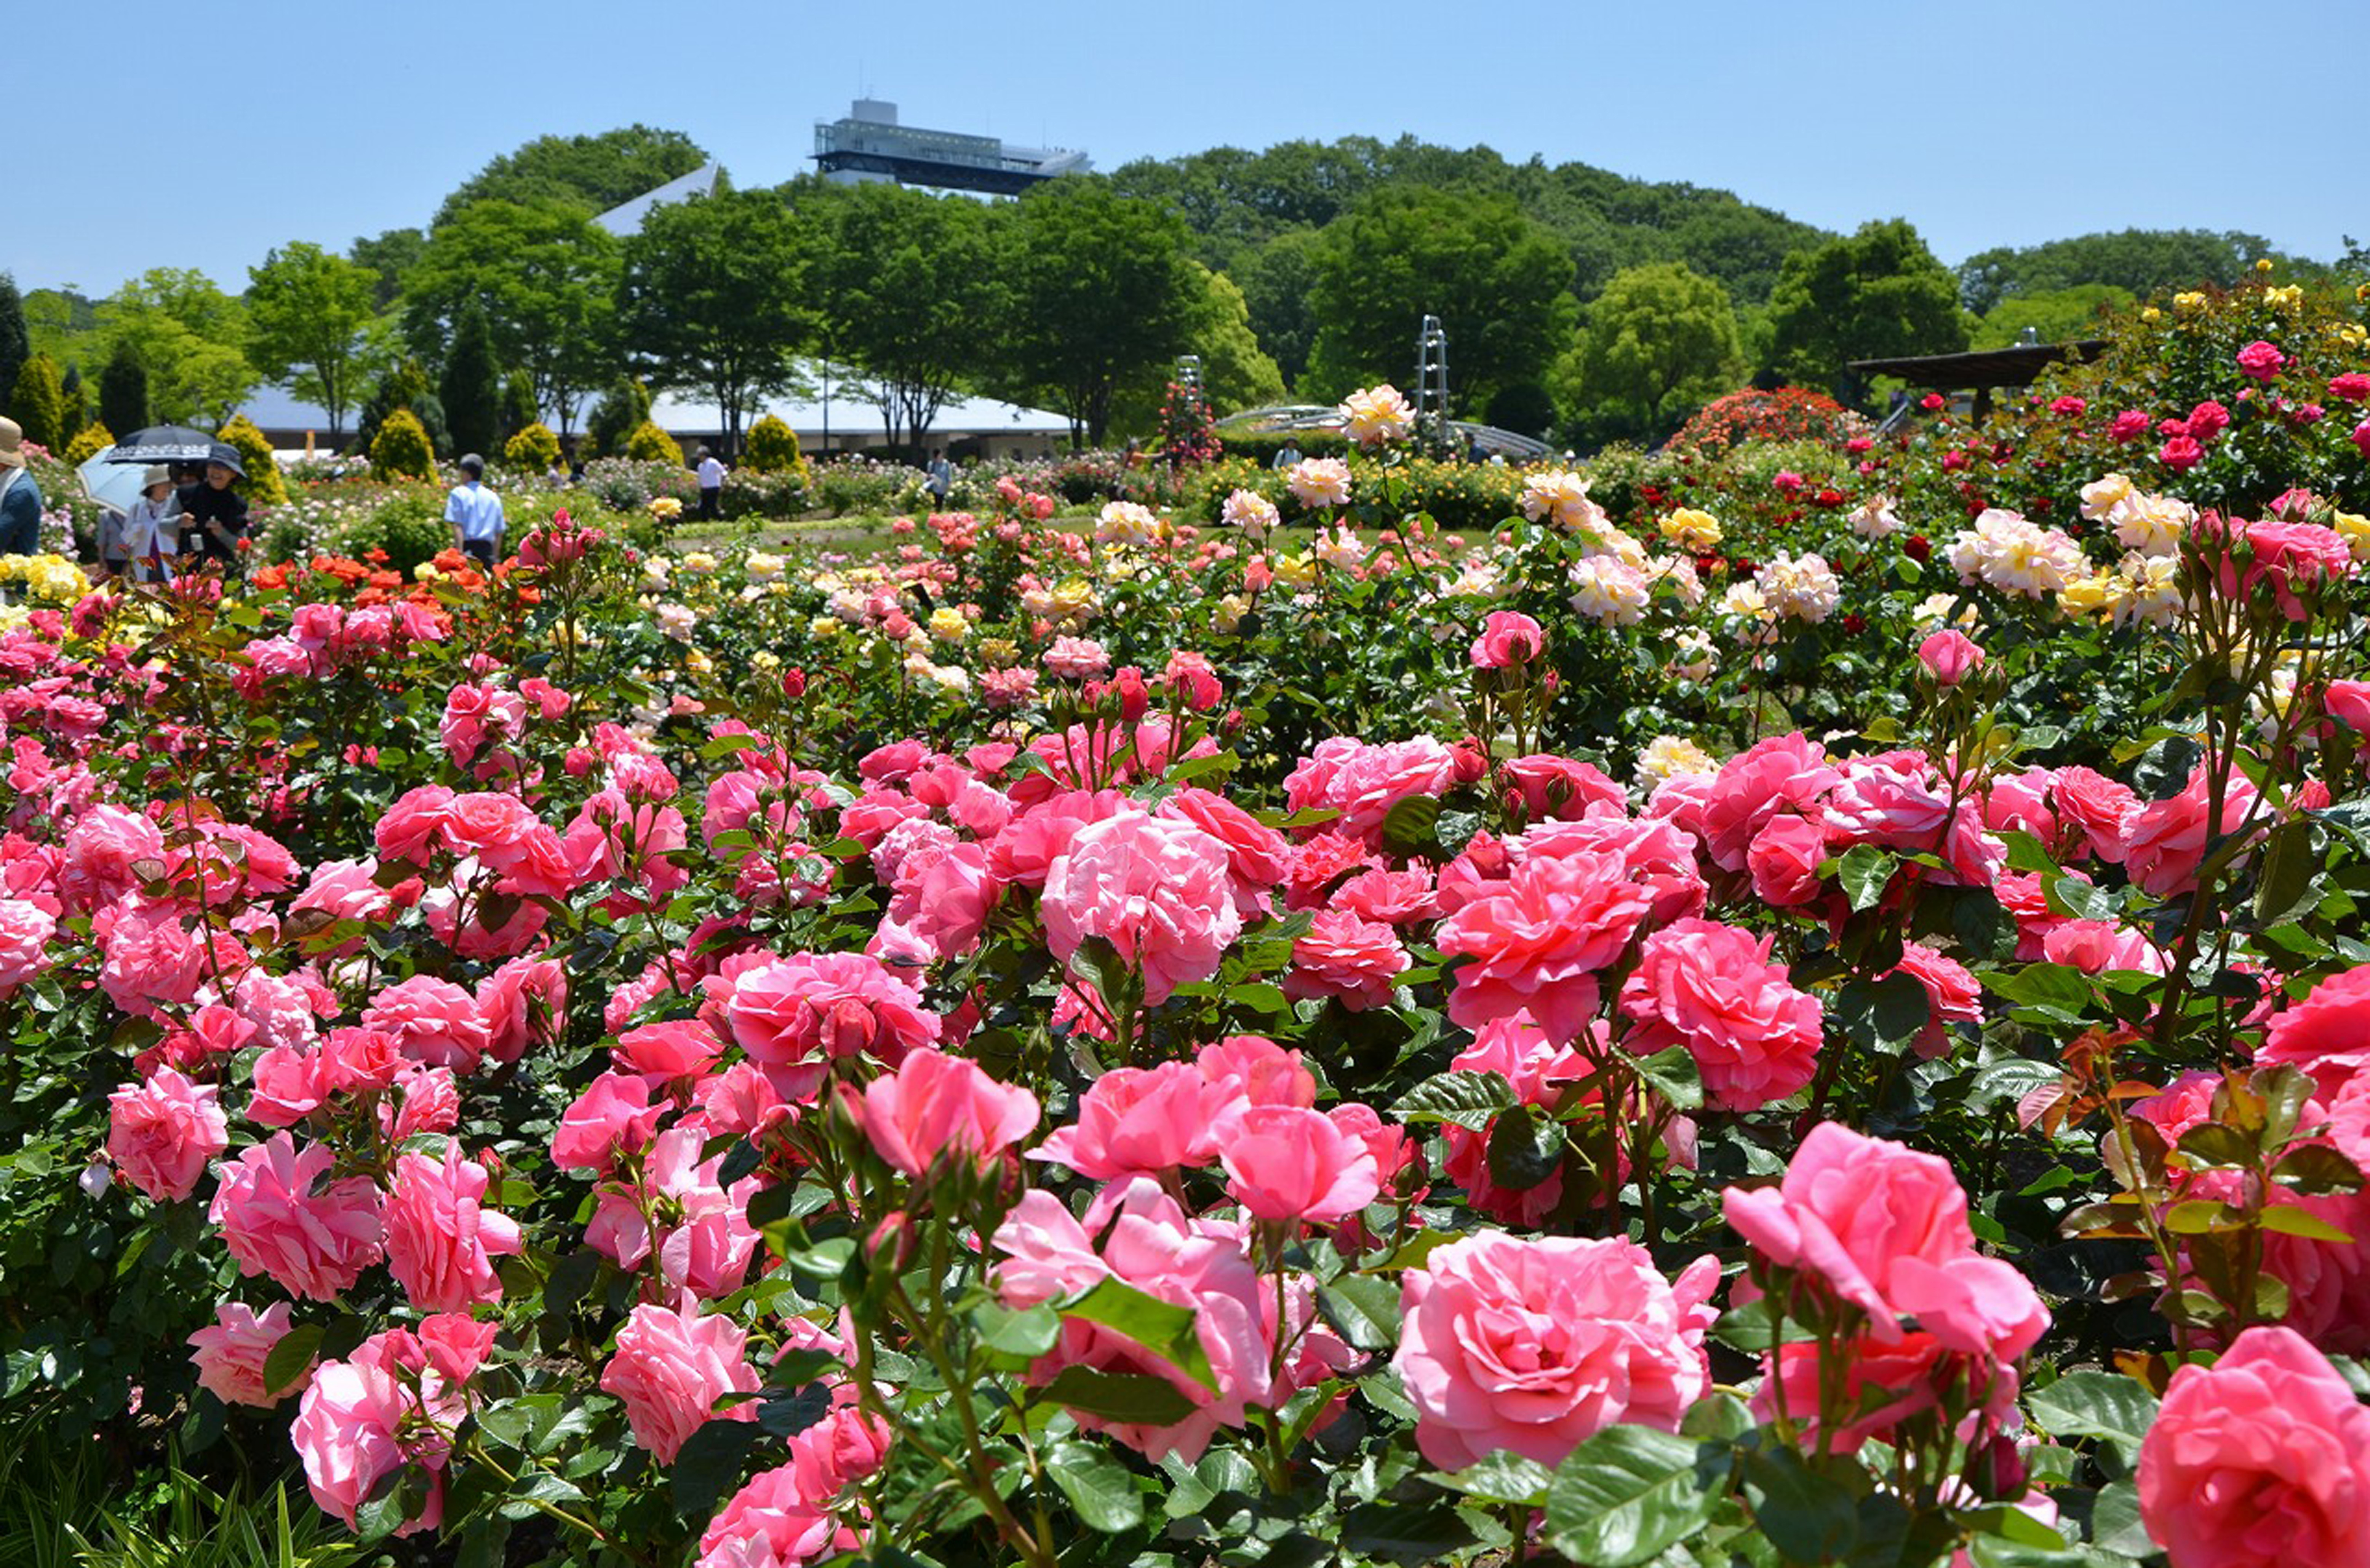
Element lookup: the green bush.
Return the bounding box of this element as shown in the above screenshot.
[215,415,287,505]
[504,420,562,472]
[743,413,806,475]
[623,419,682,464]
[369,407,436,481]
[332,492,447,575]
[1214,426,1350,464]
[62,421,114,466]
[583,375,651,457]
[8,353,64,451]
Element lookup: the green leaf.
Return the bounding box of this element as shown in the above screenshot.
[1486,1101,1564,1191]
[1543,1425,1729,1568]
[672,1417,761,1519]
[1834,972,1933,1058]
[2272,1143,2367,1196]
[1039,1366,1198,1426]
[262,1323,322,1398]
[1391,1069,1518,1132]
[1432,1452,1555,1508]
[976,1301,1063,1361]
[1044,1439,1144,1531]
[2260,1204,2356,1243]
[2254,818,2319,927]
[1379,794,1444,860]
[1317,1273,1403,1352]
[1835,845,1900,912]
[2025,1372,2159,1463]
[1738,1447,1860,1563]
[1060,1277,1215,1390]
[1628,1044,1704,1113]
[1984,962,2095,1019]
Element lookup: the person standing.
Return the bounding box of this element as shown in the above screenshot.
[445,454,506,567]
[0,417,43,557]
[118,466,182,583]
[1270,439,1302,472]
[176,446,250,574]
[925,449,952,510]
[695,446,726,521]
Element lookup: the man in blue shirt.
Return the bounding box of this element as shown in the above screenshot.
[445,454,506,567]
[0,417,44,557]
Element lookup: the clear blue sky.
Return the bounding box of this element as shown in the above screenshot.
[11,0,2365,296]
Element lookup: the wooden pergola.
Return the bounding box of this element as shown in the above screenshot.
[1850,340,2110,422]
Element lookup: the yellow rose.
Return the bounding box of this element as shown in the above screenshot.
[1273,553,1318,589]
[2057,573,2116,619]
[2333,510,2370,564]
[2173,291,2207,313]
[1658,507,1722,552]
[2140,307,2161,323]
[928,607,969,643]
[2255,257,2275,273]
[809,616,843,638]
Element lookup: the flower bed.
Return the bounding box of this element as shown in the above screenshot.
[3,343,2370,1568]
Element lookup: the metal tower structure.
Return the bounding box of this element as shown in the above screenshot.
[1412,315,1451,454]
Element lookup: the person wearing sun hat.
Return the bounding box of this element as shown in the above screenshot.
[119,466,183,584]
[175,442,250,574]
[0,416,44,557]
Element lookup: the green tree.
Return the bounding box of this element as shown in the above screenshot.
[216,415,287,505]
[99,268,256,426]
[1554,262,1745,444]
[55,365,86,446]
[439,299,502,459]
[403,200,622,433]
[1970,284,2135,350]
[1764,219,1970,403]
[1231,227,1324,390]
[99,337,149,434]
[10,354,65,450]
[999,177,1204,446]
[349,227,425,311]
[1957,228,2280,314]
[808,181,1009,457]
[583,375,651,459]
[435,125,708,229]
[618,189,812,454]
[1108,264,1287,436]
[499,370,540,442]
[0,275,26,423]
[246,241,382,443]
[371,407,435,481]
[1303,186,1577,409]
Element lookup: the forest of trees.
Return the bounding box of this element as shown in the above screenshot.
[2,125,2348,459]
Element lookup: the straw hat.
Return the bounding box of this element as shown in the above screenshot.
[0,416,24,470]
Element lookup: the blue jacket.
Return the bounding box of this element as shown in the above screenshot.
[0,468,43,550]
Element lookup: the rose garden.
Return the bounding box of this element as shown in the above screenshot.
[3,270,2370,1568]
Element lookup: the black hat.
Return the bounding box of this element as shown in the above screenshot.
[205,442,246,478]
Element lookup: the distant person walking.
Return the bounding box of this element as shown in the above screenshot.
[925,449,952,510]
[695,446,726,521]
[0,418,43,557]
[1270,440,1302,472]
[177,448,250,575]
[446,454,507,567]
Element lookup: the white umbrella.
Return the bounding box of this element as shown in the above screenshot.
[78,448,152,516]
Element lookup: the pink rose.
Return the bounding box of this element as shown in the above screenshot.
[1700,732,1838,872]
[476,954,568,1066]
[1753,1330,2020,1456]
[2236,339,2288,382]
[1284,909,1410,1011]
[1438,847,1652,1044]
[1745,812,1830,908]
[1394,1231,1718,1468]
[361,975,494,1074]
[2258,966,2370,1098]
[602,1300,761,1463]
[1219,1104,1381,1223]
[2188,400,2232,440]
[1619,918,1823,1111]
[209,1133,384,1301]
[552,1071,666,1173]
[1158,787,1289,917]
[2159,434,2206,471]
[859,1048,1039,1177]
[1891,941,1982,1058]
[1500,754,1626,825]
[1724,1121,2047,1360]
[1030,1062,1229,1179]
[0,897,56,995]
[188,1299,310,1407]
[2051,766,2138,863]
[2109,409,2153,442]
[291,1320,479,1535]
[719,951,940,1102]
[2323,679,2370,733]
[1040,807,1244,1006]
[98,904,211,1019]
[2138,1325,2370,1568]
[2125,765,2259,898]
[585,1125,760,1299]
[1470,610,1545,669]
[383,1140,522,1312]
[1282,735,1462,847]
[1917,629,1986,685]
[107,1066,229,1201]
[696,1412,889,1568]
[58,803,165,915]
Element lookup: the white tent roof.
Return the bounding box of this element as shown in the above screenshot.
[650,385,1071,441]
[593,163,724,237]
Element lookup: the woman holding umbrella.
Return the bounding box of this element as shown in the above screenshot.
[176,445,249,573]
